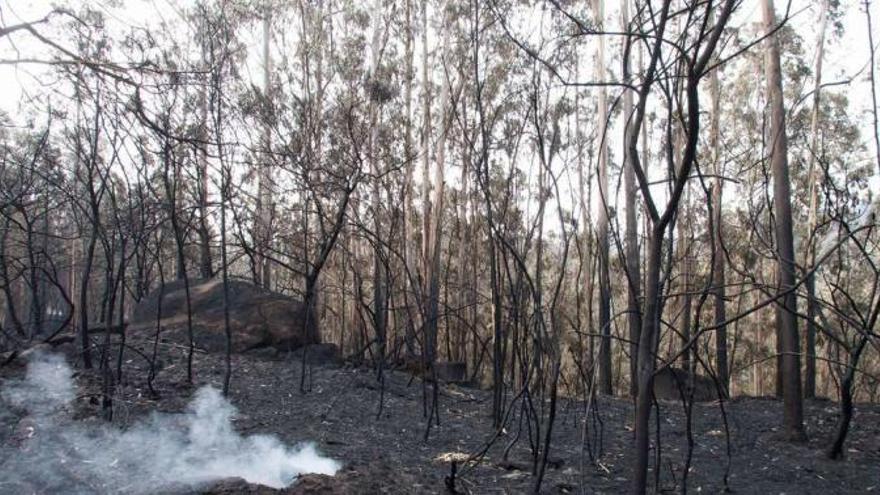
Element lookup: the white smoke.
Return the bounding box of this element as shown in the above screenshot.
[3,351,74,413]
[0,352,340,493]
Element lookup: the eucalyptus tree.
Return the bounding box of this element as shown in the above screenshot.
[761,0,806,441]
[803,0,830,400]
[71,59,110,370]
[621,0,641,398]
[367,0,390,389]
[709,52,727,395]
[625,1,737,490]
[593,0,613,396]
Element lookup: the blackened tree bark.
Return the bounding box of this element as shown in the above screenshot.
[630,1,736,491]
[78,87,107,370]
[159,105,195,384]
[761,0,806,441]
[827,337,868,459]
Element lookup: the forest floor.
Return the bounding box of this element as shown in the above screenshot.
[2,341,880,494]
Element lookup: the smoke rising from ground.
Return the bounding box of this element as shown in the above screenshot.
[0,352,340,493]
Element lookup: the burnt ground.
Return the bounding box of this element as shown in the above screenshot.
[2,340,880,494]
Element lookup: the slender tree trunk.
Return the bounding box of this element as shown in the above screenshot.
[456,154,470,363]
[634,231,663,493]
[162,120,195,384]
[401,0,418,359]
[575,43,595,393]
[804,0,828,400]
[79,229,97,369]
[631,2,734,487]
[419,0,433,288]
[469,0,504,427]
[196,33,213,279]
[116,235,128,382]
[827,337,868,459]
[25,218,43,340]
[312,0,326,326]
[220,174,232,395]
[0,218,24,337]
[255,14,273,289]
[210,35,233,396]
[423,9,451,437]
[369,0,388,375]
[762,0,806,441]
[101,237,125,421]
[594,0,613,396]
[418,0,439,420]
[679,216,693,378]
[79,90,105,370]
[621,0,641,398]
[710,61,728,395]
[676,127,693,377]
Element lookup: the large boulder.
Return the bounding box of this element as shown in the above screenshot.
[129,278,319,353]
[653,367,721,402]
[397,359,468,384]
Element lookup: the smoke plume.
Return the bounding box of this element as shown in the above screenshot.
[0,352,340,493]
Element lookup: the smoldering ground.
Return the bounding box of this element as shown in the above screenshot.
[0,352,340,493]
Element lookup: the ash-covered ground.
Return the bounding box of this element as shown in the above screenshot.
[2,342,879,494]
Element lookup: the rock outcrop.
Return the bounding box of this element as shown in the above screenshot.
[129,278,319,353]
[653,367,721,402]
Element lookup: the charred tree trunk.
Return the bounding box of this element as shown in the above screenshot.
[762,0,806,441]
[79,226,97,369]
[827,337,867,459]
[631,2,734,490]
[161,114,195,384]
[0,218,24,338]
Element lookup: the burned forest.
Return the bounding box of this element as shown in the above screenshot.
[1,0,879,493]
